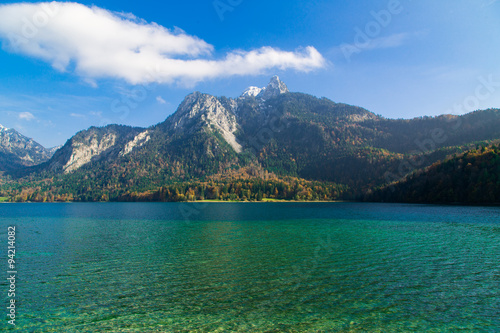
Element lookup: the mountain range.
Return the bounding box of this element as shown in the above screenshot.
[1,76,499,203]
[0,124,59,172]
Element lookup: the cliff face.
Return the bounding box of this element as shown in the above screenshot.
[46,125,145,173]
[168,92,242,153]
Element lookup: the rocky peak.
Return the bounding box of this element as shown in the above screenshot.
[239,75,289,101]
[0,125,55,167]
[177,92,202,112]
[172,92,221,130]
[262,75,289,97]
[170,91,242,153]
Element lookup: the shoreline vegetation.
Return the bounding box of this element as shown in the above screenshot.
[0,178,350,203]
[1,200,498,206]
[0,199,350,204]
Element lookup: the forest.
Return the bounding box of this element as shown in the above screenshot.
[367,143,500,204]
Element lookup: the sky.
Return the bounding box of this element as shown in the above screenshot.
[0,0,499,147]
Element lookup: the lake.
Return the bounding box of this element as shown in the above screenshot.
[1,202,499,332]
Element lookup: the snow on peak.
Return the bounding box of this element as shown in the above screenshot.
[239,76,289,100]
[241,86,263,98]
[0,124,8,131]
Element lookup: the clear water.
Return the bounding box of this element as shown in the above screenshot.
[1,202,499,332]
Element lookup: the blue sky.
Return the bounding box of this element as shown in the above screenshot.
[0,0,499,147]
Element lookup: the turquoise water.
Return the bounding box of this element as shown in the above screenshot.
[1,202,499,332]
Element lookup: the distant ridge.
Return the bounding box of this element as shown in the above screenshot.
[0,124,58,171]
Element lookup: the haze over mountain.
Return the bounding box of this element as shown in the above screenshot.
[1,76,500,204]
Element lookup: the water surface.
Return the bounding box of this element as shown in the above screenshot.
[1,203,499,332]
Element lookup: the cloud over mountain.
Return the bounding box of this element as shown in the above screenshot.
[0,2,325,85]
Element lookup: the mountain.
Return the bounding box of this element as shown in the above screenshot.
[241,75,289,99]
[0,124,58,172]
[367,143,500,204]
[46,124,146,173]
[32,76,292,178]
[2,76,500,203]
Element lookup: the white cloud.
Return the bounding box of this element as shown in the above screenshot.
[70,112,86,118]
[362,33,410,50]
[0,2,325,85]
[340,32,412,54]
[19,111,35,120]
[335,31,428,62]
[156,96,167,104]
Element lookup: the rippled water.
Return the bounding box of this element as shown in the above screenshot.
[1,203,499,332]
